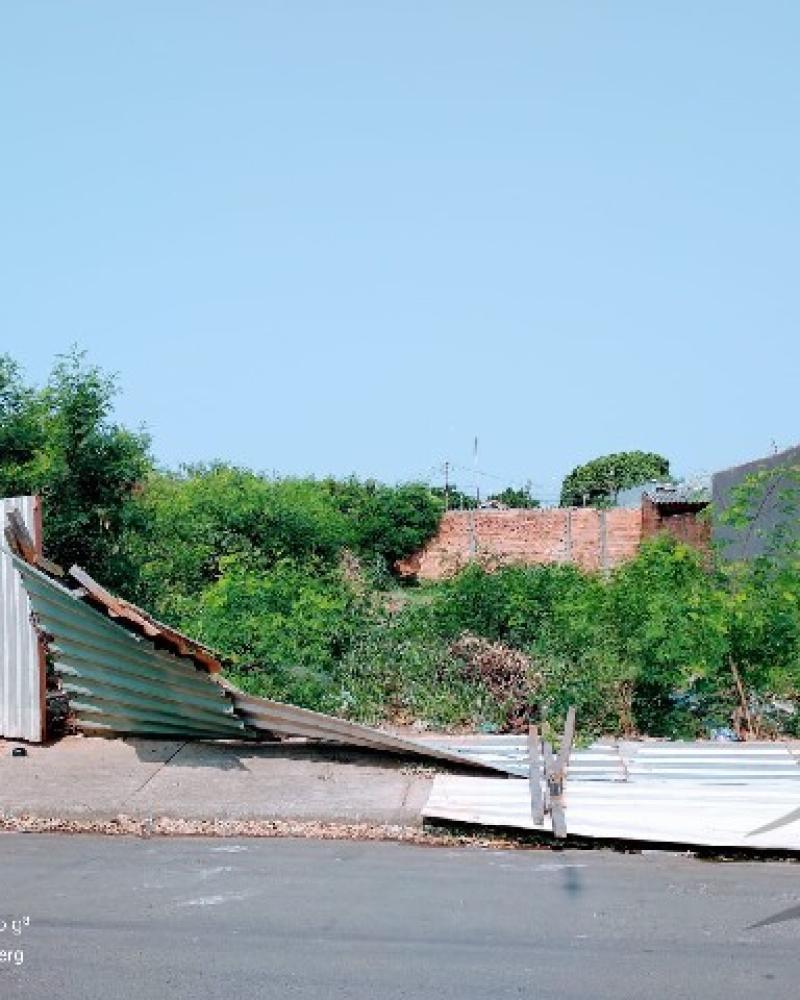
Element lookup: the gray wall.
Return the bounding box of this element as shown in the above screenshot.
[712,444,800,560]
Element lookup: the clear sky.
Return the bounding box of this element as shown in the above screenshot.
[2,2,798,504]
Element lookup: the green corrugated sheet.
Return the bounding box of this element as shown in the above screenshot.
[13,556,252,739]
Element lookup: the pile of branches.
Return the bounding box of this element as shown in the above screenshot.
[449,632,542,733]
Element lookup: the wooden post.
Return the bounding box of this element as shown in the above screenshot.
[557,705,576,773]
[536,706,577,840]
[528,725,544,826]
[542,740,566,838]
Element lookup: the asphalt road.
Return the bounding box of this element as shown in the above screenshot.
[1,834,799,1000]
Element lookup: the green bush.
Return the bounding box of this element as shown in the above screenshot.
[322,477,444,569]
[122,466,351,615]
[178,556,363,710]
[334,616,501,729]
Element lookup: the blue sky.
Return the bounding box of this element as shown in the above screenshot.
[2,2,798,504]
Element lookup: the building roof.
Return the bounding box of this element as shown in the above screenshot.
[644,483,710,507]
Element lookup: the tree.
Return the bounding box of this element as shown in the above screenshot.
[0,350,151,580]
[322,478,444,569]
[488,483,540,509]
[429,484,477,510]
[123,466,351,614]
[560,450,670,507]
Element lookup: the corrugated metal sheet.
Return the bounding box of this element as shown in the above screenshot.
[0,497,44,741]
[423,772,800,851]
[417,736,800,782]
[416,736,626,780]
[68,564,224,673]
[619,740,800,781]
[227,686,516,774]
[13,556,251,739]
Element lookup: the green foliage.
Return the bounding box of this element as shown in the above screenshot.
[123,466,351,615]
[488,483,540,508]
[334,615,499,728]
[181,556,361,709]
[0,349,151,579]
[321,477,444,568]
[428,561,602,649]
[719,463,800,559]
[409,535,800,738]
[560,450,670,507]
[429,484,477,510]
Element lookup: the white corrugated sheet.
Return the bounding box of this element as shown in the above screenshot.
[418,736,800,782]
[417,735,626,780]
[424,742,800,851]
[0,497,44,741]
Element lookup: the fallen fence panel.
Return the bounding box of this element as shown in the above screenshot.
[423,773,800,850]
[226,685,514,773]
[12,556,250,740]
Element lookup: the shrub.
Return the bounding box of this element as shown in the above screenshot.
[122,466,352,615]
[334,617,500,730]
[178,556,363,710]
[448,633,541,732]
[322,477,444,569]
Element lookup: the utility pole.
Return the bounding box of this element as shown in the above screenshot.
[444,461,450,511]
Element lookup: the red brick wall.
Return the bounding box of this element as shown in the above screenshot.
[396,507,643,580]
[641,497,711,550]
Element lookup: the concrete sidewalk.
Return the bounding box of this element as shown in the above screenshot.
[0,736,436,825]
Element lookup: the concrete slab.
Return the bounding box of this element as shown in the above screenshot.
[0,736,435,825]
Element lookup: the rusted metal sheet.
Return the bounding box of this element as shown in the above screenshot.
[68,565,223,673]
[0,497,45,742]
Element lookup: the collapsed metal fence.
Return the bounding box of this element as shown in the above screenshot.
[4,527,512,774]
[14,557,250,740]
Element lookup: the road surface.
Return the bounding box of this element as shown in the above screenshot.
[1,834,798,999]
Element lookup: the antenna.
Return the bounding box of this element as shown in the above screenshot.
[473,435,480,506]
[469,436,478,558]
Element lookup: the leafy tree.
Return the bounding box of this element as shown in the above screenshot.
[560,450,670,507]
[429,484,477,510]
[321,477,444,569]
[604,537,727,735]
[488,483,539,508]
[123,466,351,615]
[0,350,151,579]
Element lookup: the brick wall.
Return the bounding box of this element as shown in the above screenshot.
[641,497,711,550]
[396,507,643,580]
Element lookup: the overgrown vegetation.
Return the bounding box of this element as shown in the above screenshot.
[2,352,798,740]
